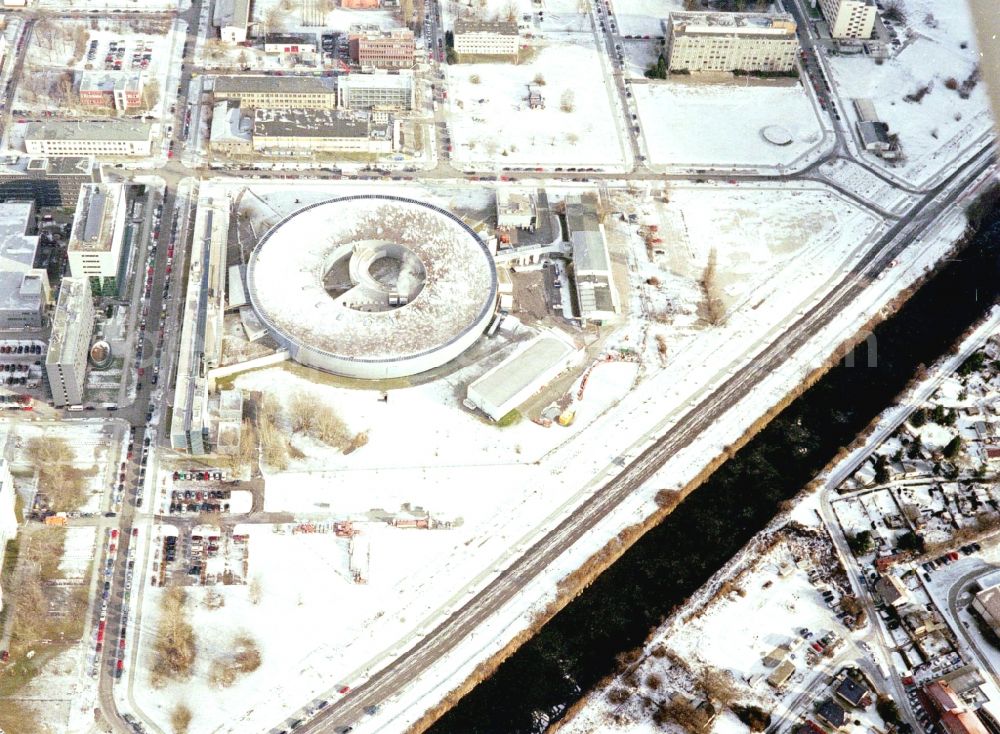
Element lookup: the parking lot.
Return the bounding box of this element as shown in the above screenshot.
[85,35,156,73]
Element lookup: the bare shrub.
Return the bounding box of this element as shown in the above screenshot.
[151,588,197,687]
[646,672,663,690]
[345,430,369,454]
[532,73,546,86]
[469,74,481,84]
[944,77,959,90]
[700,247,725,326]
[697,667,738,708]
[208,634,262,688]
[248,576,263,605]
[560,90,575,113]
[655,334,668,359]
[607,687,630,704]
[170,704,192,734]
[655,488,681,510]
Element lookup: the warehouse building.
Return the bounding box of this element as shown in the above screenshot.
[567,194,620,324]
[79,71,145,111]
[24,121,154,158]
[453,18,519,58]
[67,183,129,294]
[819,0,876,39]
[348,27,415,69]
[212,74,339,109]
[338,72,415,110]
[466,332,579,421]
[665,11,799,73]
[252,109,394,155]
[45,277,94,407]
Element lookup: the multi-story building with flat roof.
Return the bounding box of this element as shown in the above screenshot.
[338,72,414,110]
[818,0,876,39]
[453,18,519,57]
[665,11,799,73]
[67,183,129,294]
[24,121,153,157]
[348,27,415,69]
[252,109,394,155]
[0,200,49,330]
[0,156,100,208]
[217,0,251,44]
[79,72,145,111]
[45,277,94,407]
[212,75,339,109]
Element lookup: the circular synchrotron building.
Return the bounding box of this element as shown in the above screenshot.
[246,195,499,380]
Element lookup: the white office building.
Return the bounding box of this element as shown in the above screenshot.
[24,121,154,158]
[67,184,129,290]
[453,18,519,57]
[665,11,799,73]
[338,72,415,111]
[45,278,94,407]
[819,0,876,39]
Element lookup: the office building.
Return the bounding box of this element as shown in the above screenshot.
[213,75,338,109]
[665,11,799,73]
[0,156,100,208]
[348,27,415,69]
[78,72,145,111]
[453,18,519,57]
[67,183,129,294]
[338,72,414,110]
[45,277,94,407]
[0,200,49,330]
[819,0,877,39]
[24,121,153,158]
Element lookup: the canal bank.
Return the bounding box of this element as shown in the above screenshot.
[424,190,1000,734]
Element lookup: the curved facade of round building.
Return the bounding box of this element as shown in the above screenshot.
[246,195,498,379]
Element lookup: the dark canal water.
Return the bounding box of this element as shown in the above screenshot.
[428,190,1000,734]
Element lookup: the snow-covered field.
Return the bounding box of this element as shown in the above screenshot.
[826,0,993,187]
[634,82,824,169]
[446,34,629,168]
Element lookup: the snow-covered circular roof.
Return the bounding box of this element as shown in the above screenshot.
[762,125,794,146]
[246,195,498,373]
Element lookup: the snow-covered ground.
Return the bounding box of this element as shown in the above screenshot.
[446,34,630,169]
[826,0,993,188]
[14,18,180,122]
[633,81,824,169]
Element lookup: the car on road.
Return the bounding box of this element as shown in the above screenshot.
[337,684,350,694]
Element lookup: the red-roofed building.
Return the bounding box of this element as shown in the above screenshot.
[925,681,964,714]
[940,710,990,734]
